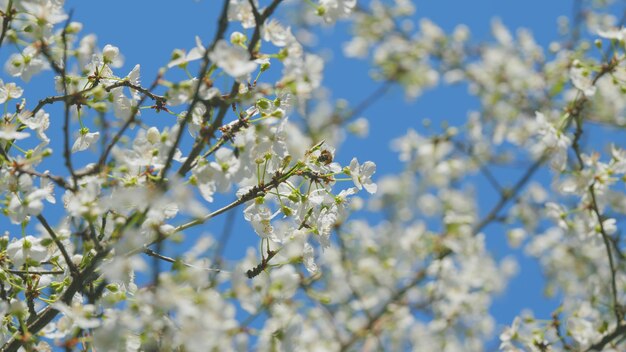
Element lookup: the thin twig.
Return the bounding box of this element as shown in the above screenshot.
[209,204,237,284]
[472,154,546,235]
[5,269,64,275]
[36,215,79,278]
[59,11,77,189]
[143,248,222,272]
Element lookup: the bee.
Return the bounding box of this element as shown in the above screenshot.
[317,149,333,165]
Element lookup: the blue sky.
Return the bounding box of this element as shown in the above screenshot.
[2,0,613,342]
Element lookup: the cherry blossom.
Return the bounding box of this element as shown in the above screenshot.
[6,235,49,267]
[71,129,100,152]
[208,40,258,81]
[348,157,377,194]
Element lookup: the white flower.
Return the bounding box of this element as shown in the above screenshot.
[592,218,617,236]
[102,44,120,63]
[499,317,520,348]
[168,36,205,68]
[506,228,526,248]
[568,316,600,347]
[570,60,596,97]
[545,202,568,229]
[101,254,147,284]
[347,117,369,137]
[209,40,257,81]
[302,242,318,274]
[343,37,370,58]
[110,65,142,118]
[21,0,68,25]
[534,112,571,171]
[348,158,377,194]
[281,53,324,97]
[263,19,293,47]
[5,46,47,82]
[269,265,299,299]
[17,109,49,142]
[193,166,218,203]
[209,148,241,191]
[0,123,30,140]
[0,80,23,103]
[244,202,278,239]
[315,206,337,247]
[317,0,357,23]
[597,27,626,41]
[6,236,49,267]
[72,130,100,152]
[228,0,257,29]
[8,188,48,224]
[52,302,101,331]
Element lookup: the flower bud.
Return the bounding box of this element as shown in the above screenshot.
[230,32,247,46]
[102,44,120,63]
[146,127,160,144]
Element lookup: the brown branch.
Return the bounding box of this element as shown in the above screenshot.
[0,0,14,51]
[5,269,64,275]
[58,12,77,189]
[589,183,622,322]
[586,324,626,351]
[14,167,71,190]
[36,215,79,278]
[104,80,166,105]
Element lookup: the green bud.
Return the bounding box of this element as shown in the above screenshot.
[257,98,271,110]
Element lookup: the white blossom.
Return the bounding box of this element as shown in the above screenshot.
[348,158,377,194]
[6,236,49,267]
[317,0,357,23]
[72,130,100,152]
[209,40,257,81]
